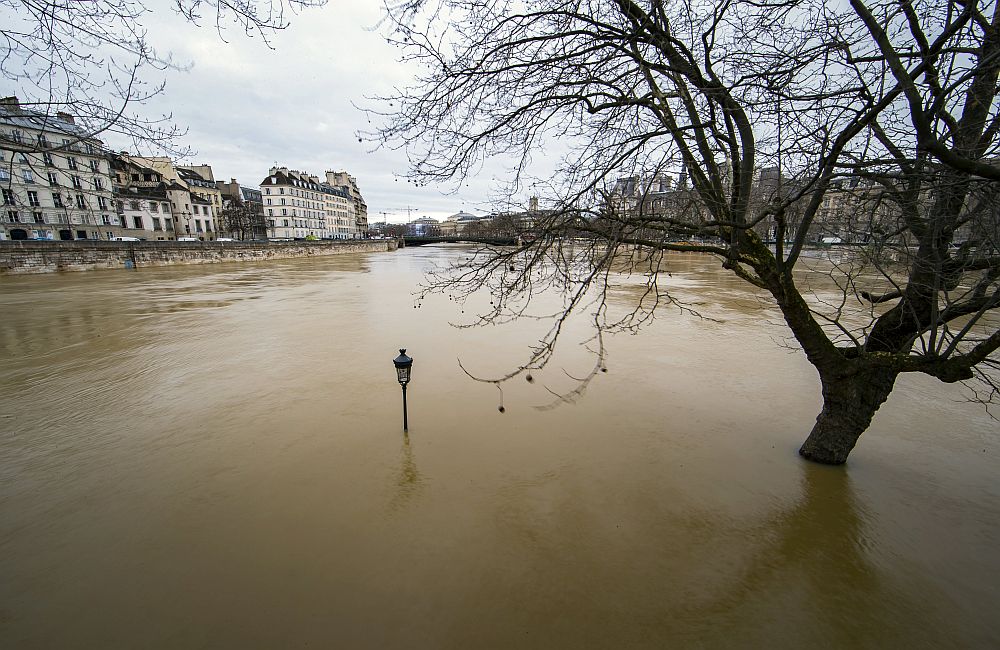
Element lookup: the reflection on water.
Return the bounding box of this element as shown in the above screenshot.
[387,433,425,514]
[0,248,997,648]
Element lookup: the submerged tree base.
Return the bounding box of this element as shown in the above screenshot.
[798,367,899,465]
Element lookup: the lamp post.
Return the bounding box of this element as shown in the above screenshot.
[393,348,413,431]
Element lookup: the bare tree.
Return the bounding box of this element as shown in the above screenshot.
[218,200,265,240]
[373,0,1000,464]
[1,0,324,156]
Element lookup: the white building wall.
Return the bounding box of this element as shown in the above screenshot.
[1,124,120,240]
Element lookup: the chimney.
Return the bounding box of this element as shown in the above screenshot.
[56,111,76,124]
[0,96,20,109]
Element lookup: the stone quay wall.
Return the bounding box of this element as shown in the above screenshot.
[0,240,398,275]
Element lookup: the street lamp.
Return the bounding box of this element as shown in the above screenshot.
[393,348,413,431]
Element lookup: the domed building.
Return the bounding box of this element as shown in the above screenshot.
[441,210,490,234]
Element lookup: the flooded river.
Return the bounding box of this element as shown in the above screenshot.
[1,246,997,648]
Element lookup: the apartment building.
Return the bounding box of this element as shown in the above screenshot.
[260,167,336,239]
[326,171,368,238]
[110,154,176,240]
[323,184,354,238]
[0,96,121,241]
[129,156,216,240]
[178,165,223,221]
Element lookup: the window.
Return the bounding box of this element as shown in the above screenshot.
[282,208,287,216]
[205,220,212,231]
[195,219,203,232]
[37,134,48,147]
[149,201,158,212]
[279,188,285,194]
[153,218,162,230]
[266,198,271,205]
[102,214,111,225]
[280,198,286,205]
[129,200,140,211]
[162,202,169,212]
[267,209,273,216]
[7,210,19,222]
[43,151,54,166]
[0,168,7,181]
[71,175,82,189]
[131,173,140,181]
[11,130,22,143]
[143,173,153,182]
[2,189,15,205]
[21,169,34,183]
[93,178,103,191]
[33,212,44,223]
[52,193,64,208]
[89,160,100,173]
[283,219,289,226]
[67,157,78,171]
[27,191,39,207]
[75,194,86,209]
[47,172,58,185]
[133,216,143,229]
[18,152,28,163]
[97,196,108,210]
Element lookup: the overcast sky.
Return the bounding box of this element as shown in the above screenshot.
[100,1,526,223]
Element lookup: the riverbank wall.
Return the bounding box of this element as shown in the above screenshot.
[0,239,398,275]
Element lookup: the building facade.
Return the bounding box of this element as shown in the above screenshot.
[326,171,368,238]
[110,154,176,240]
[260,167,364,240]
[260,168,327,239]
[178,165,223,218]
[129,156,217,240]
[1,96,122,241]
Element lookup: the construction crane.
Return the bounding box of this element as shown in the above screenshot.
[378,206,419,223]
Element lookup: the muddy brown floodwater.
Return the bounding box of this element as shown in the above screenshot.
[1,246,998,648]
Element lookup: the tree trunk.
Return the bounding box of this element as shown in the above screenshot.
[798,366,899,465]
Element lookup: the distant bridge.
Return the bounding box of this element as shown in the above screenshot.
[401,235,520,247]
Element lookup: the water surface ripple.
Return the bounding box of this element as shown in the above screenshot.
[1,248,997,648]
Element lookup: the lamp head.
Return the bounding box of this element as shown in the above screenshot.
[393,348,413,385]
